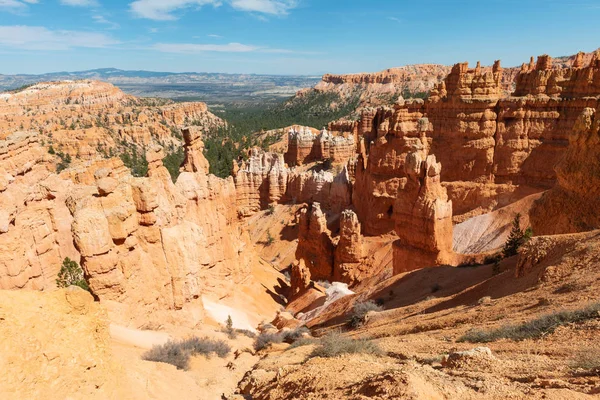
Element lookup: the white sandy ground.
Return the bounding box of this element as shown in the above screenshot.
[202,296,257,332]
[109,324,172,349]
[297,282,354,321]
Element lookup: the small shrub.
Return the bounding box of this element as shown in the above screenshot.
[180,337,230,358]
[266,204,275,215]
[266,230,274,246]
[288,337,319,349]
[143,337,230,370]
[56,257,89,292]
[225,315,235,338]
[554,282,583,294]
[502,213,533,258]
[143,341,190,370]
[254,332,283,351]
[571,348,600,375]
[310,333,384,358]
[282,326,310,343]
[459,302,600,343]
[254,327,310,351]
[48,145,55,155]
[347,300,383,329]
[55,152,71,173]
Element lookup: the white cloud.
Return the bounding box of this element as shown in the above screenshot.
[60,0,98,6]
[92,14,120,29]
[153,41,301,55]
[387,16,401,23]
[130,0,220,21]
[229,0,296,15]
[0,0,38,12]
[129,0,298,20]
[154,42,257,53]
[0,25,119,50]
[207,34,222,38]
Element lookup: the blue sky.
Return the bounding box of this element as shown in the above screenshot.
[0,0,599,75]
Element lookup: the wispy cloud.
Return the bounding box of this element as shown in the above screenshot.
[154,42,258,53]
[207,33,223,38]
[129,0,299,21]
[153,41,311,55]
[59,0,98,6]
[0,0,38,13]
[0,25,119,50]
[92,14,120,29]
[387,16,401,23]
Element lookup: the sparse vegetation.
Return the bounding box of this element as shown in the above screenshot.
[120,145,148,177]
[163,146,185,182]
[143,337,230,370]
[309,333,384,358]
[459,302,600,343]
[570,348,600,376]
[55,151,71,173]
[267,204,276,215]
[502,213,533,258]
[254,332,284,351]
[266,230,275,246]
[204,90,361,178]
[254,326,311,351]
[56,257,90,292]
[347,300,383,329]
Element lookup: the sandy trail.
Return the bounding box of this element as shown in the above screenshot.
[109,324,171,349]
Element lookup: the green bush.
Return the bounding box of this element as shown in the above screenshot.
[143,337,230,370]
[163,146,185,182]
[55,152,71,173]
[310,333,384,358]
[56,257,89,292]
[459,302,600,343]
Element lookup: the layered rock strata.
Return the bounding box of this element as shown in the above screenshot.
[0,126,257,315]
[285,126,356,166]
[392,153,454,274]
[0,80,223,160]
[530,106,600,234]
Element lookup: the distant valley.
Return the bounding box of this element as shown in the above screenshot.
[0,68,321,106]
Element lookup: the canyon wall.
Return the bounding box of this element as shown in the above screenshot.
[530,106,600,234]
[354,54,600,235]
[0,125,258,315]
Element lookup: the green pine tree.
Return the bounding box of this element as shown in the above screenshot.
[56,257,90,292]
[502,214,533,258]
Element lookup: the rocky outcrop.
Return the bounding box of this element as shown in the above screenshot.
[333,210,365,284]
[285,126,356,167]
[355,54,600,231]
[234,149,289,217]
[530,106,600,234]
[0,80,223,160]
[295,203,334,281]
[0,131,78,289]
[393,153,454,274]
[0,125,259,316]
[234,147,352,216]
[286,167,352,214]
[290,259,311,299]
